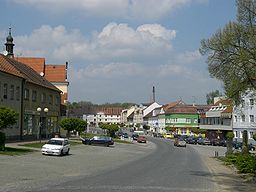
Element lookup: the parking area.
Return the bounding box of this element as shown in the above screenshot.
[0,141,156,192]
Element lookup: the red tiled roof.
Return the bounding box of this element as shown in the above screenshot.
[97,107,123,115]
[163,100,185,111]
[15,57,45,74]
[0,54,60,92]
[45,65,66,82]
[165,104,198,114]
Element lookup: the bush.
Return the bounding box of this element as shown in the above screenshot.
[0,132,6,151]
[226,153,256,174]
[236,154,256,174]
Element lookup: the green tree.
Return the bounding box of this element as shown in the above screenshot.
[143,125,150,130]
[0,106,18,151]
[206,90,222,104]
[200,0,256,104]
[59,118,87,137]
[99,123,119,138]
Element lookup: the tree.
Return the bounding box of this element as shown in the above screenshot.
[242,130,249,154]
[200,0,256,104]
[0,106,18,151]
[226,131,235,156]
[59,118,87,137]
[99,123,119,138]
[206,90,222,104]
[143,125,150,130]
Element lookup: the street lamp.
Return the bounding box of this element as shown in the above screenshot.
[37,107,49,143]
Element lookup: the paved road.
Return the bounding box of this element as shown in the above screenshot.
[31,138,214,192]
[2,138,255,192]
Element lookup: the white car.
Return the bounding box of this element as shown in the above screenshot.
[41,138,70,156]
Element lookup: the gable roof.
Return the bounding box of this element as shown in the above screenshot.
[45,65,67,82]
[15,57,45,74]
[0,54,60,92]
[163,100,185,111]
[165,103,198,114]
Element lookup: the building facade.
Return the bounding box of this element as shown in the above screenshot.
[233,90,256,144]
[0,29,61,141]
[83,107,122,126]
[200,99,233,140]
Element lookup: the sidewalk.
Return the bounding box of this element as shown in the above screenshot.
[191,145,256,192]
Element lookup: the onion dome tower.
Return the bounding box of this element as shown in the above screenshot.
[5,28,15,58]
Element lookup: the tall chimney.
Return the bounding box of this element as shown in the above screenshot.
[153,86,155,103]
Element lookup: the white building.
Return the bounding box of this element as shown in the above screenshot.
[120,105,146,128]
[142,102,162,132]
[233,90,256,144]
[83,107,122,126]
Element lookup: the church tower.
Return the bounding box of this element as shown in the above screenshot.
[5,28,15,58]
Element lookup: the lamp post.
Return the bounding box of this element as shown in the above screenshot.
[37,107,49,143]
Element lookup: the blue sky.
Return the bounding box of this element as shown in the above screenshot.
[0,0,237,105]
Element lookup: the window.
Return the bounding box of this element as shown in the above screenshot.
[41,93,46,103]
[32,90,37,102]
[241,99,245,107]
[16,86,20,101]
[234,115,237,122]
[3,83,7,99]
[250,115,254,122]
[250,99,254,106]
[24,89,29,100]
[48,95,53,104]
[241,115,245,122]
[234,131,238,138]
[10,85,14,100]
[249,132,254,139]
[55,95,59,106]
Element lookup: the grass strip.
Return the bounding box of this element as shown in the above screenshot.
[0,147,35,156]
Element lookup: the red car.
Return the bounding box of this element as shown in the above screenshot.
[137,136,147,143]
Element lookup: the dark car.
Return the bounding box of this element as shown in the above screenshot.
[233,140,242,149]
[132,134,139,140]
[82,136,114,147]
[122,133,129,138]
[197,138,211,145]
[186,137,197,144]
[211,138,226,146]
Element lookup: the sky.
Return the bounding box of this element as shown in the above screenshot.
[0,0,237,105]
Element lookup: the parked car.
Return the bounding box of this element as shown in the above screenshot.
[82,136,114,147]
[249,143,256,151]
[211,139,227,147]
[137,136,147,143]
[174,138,186,147]
[197,138,211,145]
[41,138,70,156]
[163,133,174,139]
[132,134,139,140]
[233,140,242,149]
[186,137,197,144]
[122,133,129,138]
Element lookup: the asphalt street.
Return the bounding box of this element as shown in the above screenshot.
[1,138,255,192]
[30,138,214,192]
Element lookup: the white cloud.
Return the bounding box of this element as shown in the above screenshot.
[12,0,208,20]
[14,23,176,64]
[3,23,216,104]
